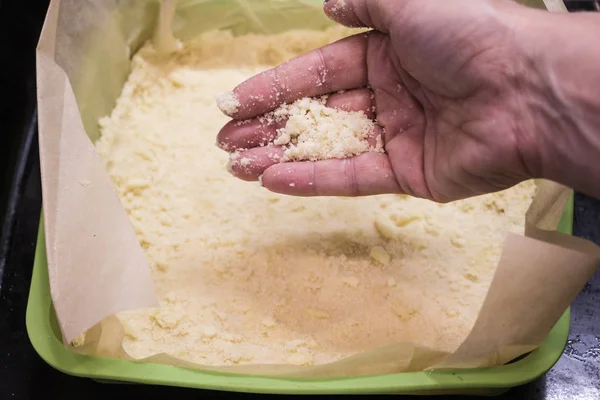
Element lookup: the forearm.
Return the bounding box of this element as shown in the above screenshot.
[517,8,600,198]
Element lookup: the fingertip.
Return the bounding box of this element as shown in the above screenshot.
[216,91,241,118]
[261,163,314,196]
[217,116,285,152]
[225,69,284,120]
[216,120,238,151]
[323,0,364,28]
[227,147,285,182]
[324,0,395,33]
[217,86,272,120]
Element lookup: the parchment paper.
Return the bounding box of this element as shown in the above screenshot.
[36,0,600,378]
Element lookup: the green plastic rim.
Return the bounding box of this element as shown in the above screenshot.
[25,194,574,395]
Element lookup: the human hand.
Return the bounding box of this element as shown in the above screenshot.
[216,0,546,202]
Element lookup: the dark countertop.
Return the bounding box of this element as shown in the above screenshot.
[1,0,599,398]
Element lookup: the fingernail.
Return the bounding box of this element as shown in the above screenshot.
[258,174,264,187]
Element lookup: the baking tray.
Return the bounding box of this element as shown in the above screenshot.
[26,0,573,393]
[26,195,573,395]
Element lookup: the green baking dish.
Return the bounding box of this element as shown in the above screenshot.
[26,195,573,395]
[28,0,571,394]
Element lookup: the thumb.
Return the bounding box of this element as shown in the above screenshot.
[323,0,404,33]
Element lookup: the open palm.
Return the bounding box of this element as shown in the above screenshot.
[217,0,540,202]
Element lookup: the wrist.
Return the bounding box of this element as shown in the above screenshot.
[511,8,600,197]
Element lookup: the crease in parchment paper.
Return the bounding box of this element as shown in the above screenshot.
[152,0,180,53]
[36,0,159,345]
[36,0,600,378]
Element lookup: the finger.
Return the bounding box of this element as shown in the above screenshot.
[326,87,375,118]
[228,147,285,181]
[217,33,369,120]
[261,152,402,197]
[217,88,376,151]
[217,118,286,152]
[226,120,382,182]
[324,0,402,33]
